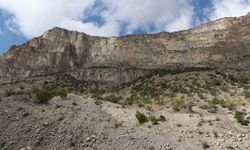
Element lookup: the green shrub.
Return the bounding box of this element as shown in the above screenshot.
[91,93,103,100]
[135,111,148,124]
[199,104,209,110]
[51,88,68,98]
[234,111,249,126]
[148,115,158,125]
[36,89,53,104]
[173,106,180,112]
[90,89,105,100]
[124,96,135,105]
[199,103,218,113]
[33,87,68,104]
[31,86,40,93]
[172,99,187,111]
[158,115,166,122]
[103,94,121,103]
[207,106,218,113]
[202,141,210,149]
[227,74,237,83]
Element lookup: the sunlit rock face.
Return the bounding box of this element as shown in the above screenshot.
[1,13,250,84]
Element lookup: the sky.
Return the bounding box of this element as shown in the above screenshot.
[1,0,250,55]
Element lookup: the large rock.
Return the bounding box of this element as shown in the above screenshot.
[1,13,250,83]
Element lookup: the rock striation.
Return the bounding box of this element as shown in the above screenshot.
[1,13,250,84]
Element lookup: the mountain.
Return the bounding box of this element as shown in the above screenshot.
[1,13,250,150]
[1,13,250,84]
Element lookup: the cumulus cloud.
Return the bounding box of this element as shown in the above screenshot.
[100,0,195,33]
[2,0,250,38]
[209,0,250,20]
[0,0,96,37]
[0,0,196,38]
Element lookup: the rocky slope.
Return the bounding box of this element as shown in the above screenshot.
[0,93,249,150]
[1,13,250,84]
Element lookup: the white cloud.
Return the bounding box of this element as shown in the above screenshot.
[0,0,197,38]
[100,0,195,33]
[2,0,250,38]
[0,29,3,35]
[0,0,96,37]
[209,0,250,20]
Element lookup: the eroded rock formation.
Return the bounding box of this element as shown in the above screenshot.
[1,13,250,83]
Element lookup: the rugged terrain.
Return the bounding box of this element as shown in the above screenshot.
[1,13,250,150]
[1,12,250,84]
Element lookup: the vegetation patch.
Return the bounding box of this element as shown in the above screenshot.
[234,111,249,126]
[202,141,210,149]
[135,111,148,124]
[32,86,68,104]
[103,94,122,103]
[148,115,158,125]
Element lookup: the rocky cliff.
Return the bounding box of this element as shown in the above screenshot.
[1,13,250,84]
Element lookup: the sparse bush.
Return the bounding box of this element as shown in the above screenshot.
[227,74,237,83]
[173,106,180,112]
[33,87,68,104]
[177,124,183,127]
[172,99,186,112]
[146,106,153,111]
[207,106,218,113]
[234,111,249,126]
[137,103,145,107]
[211,78,223,86]
[202,141,210,149]
[115,122,123,128]
[103,94,121,103]
[227,102,236,111]
[226,146,234,149]
[4,89,16,97]
[124,96,135,105]
[148,115,158,125]
[19,85,25,90]
[199,104,209,110]
[135,111,148,124]
[239,75,249,84]
[32,85,40,93]
[35,89,53,104]
[213,131,218,138]
[221,86,229,92]
[51,88,68,98]
[94,100,103,105]
[158,115,166,122]
[244,90,250,98]
[90,89,105,100]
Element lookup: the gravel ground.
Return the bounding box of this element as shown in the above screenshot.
[0,94,249,150]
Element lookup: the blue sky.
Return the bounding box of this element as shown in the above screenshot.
[0,0,250,55]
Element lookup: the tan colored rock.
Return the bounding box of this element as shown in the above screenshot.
[1,13,250,83]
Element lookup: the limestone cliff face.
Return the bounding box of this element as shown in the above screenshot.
[1,13,250,83]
